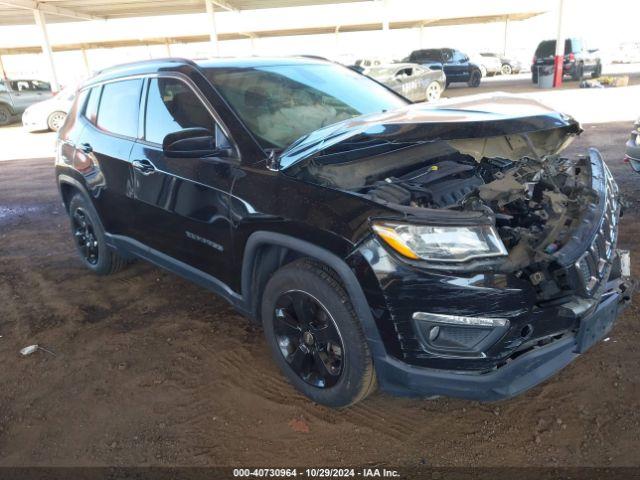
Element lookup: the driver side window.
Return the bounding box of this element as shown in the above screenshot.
[144,78,228,147]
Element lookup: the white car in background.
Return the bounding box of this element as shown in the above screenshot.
[22,85,76,132]
[470,52,502,77]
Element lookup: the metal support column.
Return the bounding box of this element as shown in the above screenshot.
[81,47,91,76]
[33,9,60,92]
[381,0,390,60]
[553,0,565,87]
[204,0,220,57]
[502,16,509,56]
[0,53,6,80]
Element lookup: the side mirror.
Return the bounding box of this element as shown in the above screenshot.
[162,127,232,158]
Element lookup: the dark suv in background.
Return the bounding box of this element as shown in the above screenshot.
[405,48,483,87]
[56,57,632,407]
[532,38,602,83]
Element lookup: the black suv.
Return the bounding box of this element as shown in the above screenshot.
[56,57,633,407]
[532,38,602,83]
[405,48,483,87]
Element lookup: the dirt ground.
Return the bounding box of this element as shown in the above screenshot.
[0,122,639,468]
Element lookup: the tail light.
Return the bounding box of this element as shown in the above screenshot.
[532,55,536,64]
[567,52,575,62]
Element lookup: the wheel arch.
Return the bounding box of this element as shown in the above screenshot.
[241,231,387,359]
[57,174,91,212]
[0,101,15,119]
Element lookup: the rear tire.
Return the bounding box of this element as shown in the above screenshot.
[572,63,584,81]
[591,64,602,78]
[68,193,128,275]
[468,70,481,87]
[261,258,376,408]
[0,104,11,126]
[425,81,442,102]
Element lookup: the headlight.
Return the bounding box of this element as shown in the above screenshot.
[372,222,508,262]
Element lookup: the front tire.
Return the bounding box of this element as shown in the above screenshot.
[47,111,67,132]
[591,64,602,78]
[68,193,128,275]
[468,70,481,87]
[261,259,376,407]
[501,64,512,75]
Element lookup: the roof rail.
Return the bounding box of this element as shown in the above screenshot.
[95,57,197,76]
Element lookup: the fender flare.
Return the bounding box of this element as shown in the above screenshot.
[241,231,387,359]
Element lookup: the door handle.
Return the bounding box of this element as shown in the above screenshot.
[132,159,156,175]
[79,142,93,154]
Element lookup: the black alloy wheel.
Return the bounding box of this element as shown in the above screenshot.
[468,70,481,87]
[272,290,344,388]
[72,207,100,266]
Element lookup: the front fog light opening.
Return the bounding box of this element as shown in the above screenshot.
[412,312,508,328]
[413,312,510,357]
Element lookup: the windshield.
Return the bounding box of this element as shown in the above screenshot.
[410,50,443,62]
[204,63,407,149]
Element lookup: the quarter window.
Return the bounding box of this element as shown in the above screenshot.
[96,79,142,138]
[144,78,215,145]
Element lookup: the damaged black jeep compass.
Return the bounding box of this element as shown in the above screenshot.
[56,57,633,407]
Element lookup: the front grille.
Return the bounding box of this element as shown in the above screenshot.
[569,161,620,298]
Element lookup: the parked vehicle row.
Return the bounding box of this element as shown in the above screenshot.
[55,56,633,408]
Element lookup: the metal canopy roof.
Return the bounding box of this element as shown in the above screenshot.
[0,0,366,25]
[0,11,542,54]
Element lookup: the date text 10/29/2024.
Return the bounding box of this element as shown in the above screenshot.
[233,468,401,478]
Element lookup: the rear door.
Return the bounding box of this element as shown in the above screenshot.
[74,78,143,236]
[128,75,238,285]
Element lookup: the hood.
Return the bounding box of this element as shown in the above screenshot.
[278,94,581,170]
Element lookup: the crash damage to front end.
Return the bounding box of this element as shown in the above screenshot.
[280,94,635,401]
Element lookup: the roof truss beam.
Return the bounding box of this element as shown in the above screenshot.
[0,0,104,21]
[209,0,237,12]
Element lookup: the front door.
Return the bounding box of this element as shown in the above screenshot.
[129,76,238,286]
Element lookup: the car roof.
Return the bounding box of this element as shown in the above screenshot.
[84,56,333,87]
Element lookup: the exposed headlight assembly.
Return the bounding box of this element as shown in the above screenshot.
[372,222,508,263]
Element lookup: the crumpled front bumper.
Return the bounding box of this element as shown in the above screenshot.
[374,278,634,401]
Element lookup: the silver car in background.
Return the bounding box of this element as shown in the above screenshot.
[366,63,446,103]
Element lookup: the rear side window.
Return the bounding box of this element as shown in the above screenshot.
[96,79,143,138]
[83,87,101,124]
[144,78,215,145]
